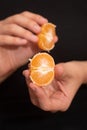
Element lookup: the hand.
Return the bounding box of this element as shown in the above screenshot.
[0,11,49,82]
[23,61,85,112]
[0,11,48,45]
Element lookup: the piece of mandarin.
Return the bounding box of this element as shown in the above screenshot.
[29,52,55,86]
[37,23,56,51]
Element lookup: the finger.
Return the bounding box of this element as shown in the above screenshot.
[29,83,52,111]
[2,24,38,43]
[54,36,58,43]
[50,91,69,112]
[29,82,66,111]
[22,70,29,80]
[0,35,27,45]
[23,73,39,106]
[7,14,41,34]
[21,11,48,25]
[54,65,68,96]
[53,36,58,46]
[54,63,64,80]
[28,87,39,106]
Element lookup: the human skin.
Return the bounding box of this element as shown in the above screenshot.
[0,11,49,83]
[0,11,58,83]
[23,61,87,112]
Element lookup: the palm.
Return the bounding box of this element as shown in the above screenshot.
[40,77,79,112]
[28,77,76,112]
[0,42,39,75]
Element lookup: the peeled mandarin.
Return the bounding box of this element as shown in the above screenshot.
[37,23,56,51]
[29,52,55,86]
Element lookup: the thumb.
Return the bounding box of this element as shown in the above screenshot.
[54,63,64,80]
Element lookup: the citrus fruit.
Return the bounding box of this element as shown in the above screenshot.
[29,52,55,86]
[37,23,56,51]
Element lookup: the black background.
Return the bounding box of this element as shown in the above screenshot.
[0,0,87,129]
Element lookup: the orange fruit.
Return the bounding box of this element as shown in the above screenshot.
[29,52,55,86]
[37,23,56,51]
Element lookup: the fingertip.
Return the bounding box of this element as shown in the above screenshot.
[22,70,29,79]
[55,64,64,78]
[40,17,48,24]
[54,36,58,43]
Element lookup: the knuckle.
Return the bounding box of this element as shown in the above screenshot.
[12,37,18,43]
[21,11,29,16]
[23,30,30,37]
[36,14,42,20]
[11,14,19,21]
[10,24,16,32]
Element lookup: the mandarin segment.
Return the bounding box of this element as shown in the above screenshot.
[30,70,54,86]
[29,52,55,86]
[38,23,56,51]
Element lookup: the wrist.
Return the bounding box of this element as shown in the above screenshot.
[0,62,16,83]
[74,61,87,85]
[67,61,87,86]
[80,61,87,84]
